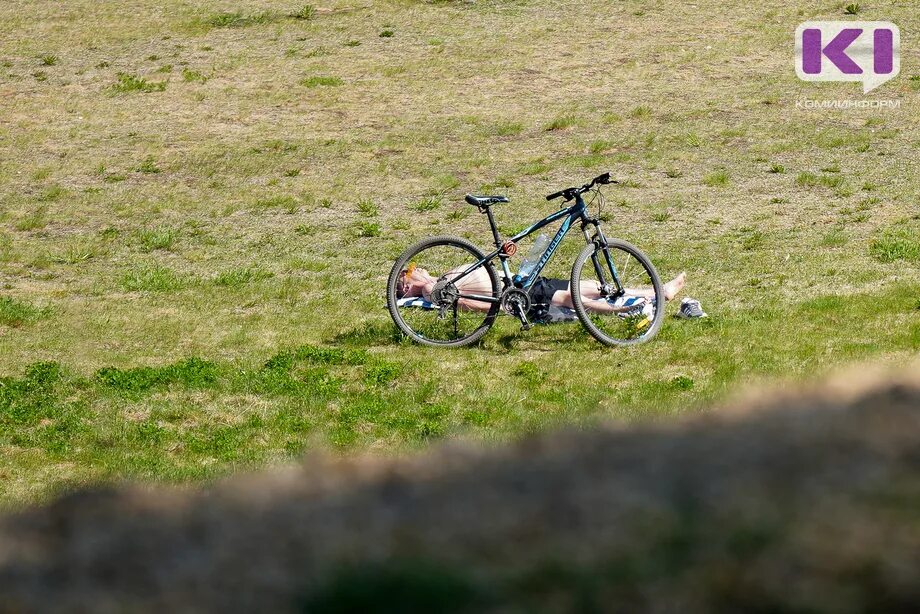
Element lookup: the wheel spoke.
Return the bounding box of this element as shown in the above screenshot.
[389,239,499,346]
[618,252,631,287]
[571,242,663,346]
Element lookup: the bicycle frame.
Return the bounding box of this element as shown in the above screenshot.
[449,193,617,305]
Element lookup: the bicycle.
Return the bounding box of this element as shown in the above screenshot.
[386,172,665,347]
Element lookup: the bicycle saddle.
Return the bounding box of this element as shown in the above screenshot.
[464,194,509,207]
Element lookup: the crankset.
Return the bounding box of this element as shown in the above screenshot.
[500,287,532,331]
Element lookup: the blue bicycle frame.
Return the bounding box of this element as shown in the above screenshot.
[449,193,614,305]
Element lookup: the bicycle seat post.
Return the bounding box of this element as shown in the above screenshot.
[483,206,502,249]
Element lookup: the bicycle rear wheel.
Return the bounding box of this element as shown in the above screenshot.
[386,236,500,347]
[570,239,665,346]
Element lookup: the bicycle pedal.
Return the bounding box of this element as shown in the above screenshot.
[518,312,531,331]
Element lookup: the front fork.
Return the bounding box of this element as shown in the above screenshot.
[581,218,624,298]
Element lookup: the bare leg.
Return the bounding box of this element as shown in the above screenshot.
[575,280,604,300]
[617,272,686,301]
[553,291,636,314]
[663,272,686,300]
[553,272,687,313]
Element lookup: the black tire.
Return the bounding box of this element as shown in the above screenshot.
[386,236,500,348]
[570,240,665,347]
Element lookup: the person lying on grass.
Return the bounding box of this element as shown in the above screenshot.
[396,264,687,315]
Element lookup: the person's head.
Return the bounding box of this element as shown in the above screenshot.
[396,264,429,299]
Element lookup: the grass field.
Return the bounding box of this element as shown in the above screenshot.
[0,0,918,507]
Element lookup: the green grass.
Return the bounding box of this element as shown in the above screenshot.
[870,222,920,263]
[544,114,578,131]
[14,207,48,231]
[357,222,381,237]
[412,197,442,212]
[1,286,918,504]
[112,73,166,93]
[136,156,161,174]
[181,68,207,83]
[0,0,918,507]
[629,105,652,119]
[357,199,379,217]
[0,297,49,327]
[121,265,184,292]
[301,76,343,88]
[494,121,524,137]
[214,267,272,288]
[253,194,298,210]
[205,11,275,29]
[137,227,176,252]
[820,229,848,248]
[291,5,315,21]
[703,170,729,187]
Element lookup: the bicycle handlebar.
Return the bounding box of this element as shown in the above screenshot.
[546,172,616,201]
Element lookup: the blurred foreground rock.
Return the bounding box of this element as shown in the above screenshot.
[1,367,919,613]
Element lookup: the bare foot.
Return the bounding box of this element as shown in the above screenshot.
[663,272,686,301]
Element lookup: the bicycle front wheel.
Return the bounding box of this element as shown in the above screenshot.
[570,239,665,346]
[386,236,500,347]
